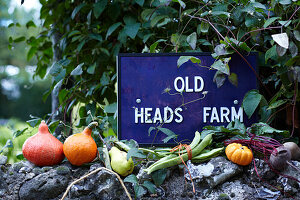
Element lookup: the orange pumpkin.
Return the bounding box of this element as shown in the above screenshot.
[63,122,98,166]
[225,143,253,166]
[22,120,65,166]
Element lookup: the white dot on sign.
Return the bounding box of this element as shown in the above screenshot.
[136,98,141,104]
[234,100,238,105]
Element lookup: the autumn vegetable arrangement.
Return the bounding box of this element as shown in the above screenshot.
[21,119,300,199]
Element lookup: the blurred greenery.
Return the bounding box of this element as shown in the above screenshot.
[0,119,36,164]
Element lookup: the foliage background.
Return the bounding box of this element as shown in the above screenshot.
[1,0,299,162]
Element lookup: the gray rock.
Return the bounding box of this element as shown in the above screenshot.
[19,169,70,200]
[248,158,277,182]
[0,155,8,165]
[19,167,32,173]
[68,167,129,200]
[0,167,8,198]
[56,165,71,175]
[185,156,243,187]
[277,160,300,195]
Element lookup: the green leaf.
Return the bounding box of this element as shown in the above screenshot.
[71,3,86,19]
[77,39,86,52]
[267,100,287,110]
[186,32,197,50]
[124,23,141,39]
[127,147,146,159]
[265,45,277,62]
[263,17,280,28]
[200,21,209,33]
[14,36,26,43]
[88,33,103,42]
[134,185,147,198]
[13,128,28,139]
[148,127,156,136]
[68,30,81,37]
[151,15,167,27]
[27,47,37,61]
[157,127,176,137]
[294,30,300,42]
[172,0,186,8]
[16,153,24,160]
[100,72,110,86]
[124,174,138,184]
[276,45,287,57]
[106,22,122,39]
[48,120,60,133]
[135,0,144,6]
[249,122,289,138]
[104,102,117,113]
[289,41,298,58]
[242,90,262,118]
[149,39,166,53]
[93,0,107,18]
[279,0,291,5]
[26,20,36,28]
[228,72,238,87]
[177,56,200,68]
[151,168,167,186]
[71,63,84,76]
[213,71,226,88]
[87,63,96,74]
[26,118,41,127]
[142,181,157,194]
[211,59,230,75]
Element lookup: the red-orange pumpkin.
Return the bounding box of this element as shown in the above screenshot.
[22,121,65,166]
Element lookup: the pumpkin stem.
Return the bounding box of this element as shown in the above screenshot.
[87,122,98,130]
[39,120,49,133]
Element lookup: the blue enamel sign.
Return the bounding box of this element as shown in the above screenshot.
[118,53,257,145]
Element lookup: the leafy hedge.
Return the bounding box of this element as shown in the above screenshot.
[12,0,299,137]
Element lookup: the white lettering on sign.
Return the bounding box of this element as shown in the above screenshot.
[174,76,204,93]
[203,107,243,123]
[134,106,183,124]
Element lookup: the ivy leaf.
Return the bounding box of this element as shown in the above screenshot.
[267,100,287,110]
[124,174,138,184]
[149,39,166,53]
[124,23,141,39]
[127,147,146,159]
[177,56,201,68]
[214,44,228,56]
[276,45,287,57]
[93,0,107,19]
[289,41,298,58]
[157,127,176,137]
[26,20,36,29]
[186,32,197,50]
[242,90,262,118]
[71,3,86,19]
[148,127,156,136]
[100,72,110,86]
[142,181,157,194]
[151,168,167,186]
[263,17,280,28]
[106,22,122,39]
[294,30,300,42]
[211,59,230,75]
[200,21,209,33]
[104,102,117,113]
[134,185,147,198]
[87,63,96,74]
[265,45,277,62]
[13,128,28,139]
[213,71,226,88]
[228,72,238,87]
[71,63,84,76]
[135,0,144,6]
[26,118,41,127]
[172,0,186,8]
[272,33,289,49]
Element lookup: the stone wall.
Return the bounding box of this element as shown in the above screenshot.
[1,155,300,200]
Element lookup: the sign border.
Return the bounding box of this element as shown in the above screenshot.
[117,52,258,146]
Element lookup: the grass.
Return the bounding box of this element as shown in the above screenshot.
[0,118,37,164]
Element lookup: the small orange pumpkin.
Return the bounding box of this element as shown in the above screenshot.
[63,122,98,166]
[225,143,253,166]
